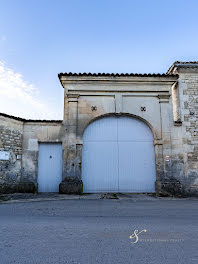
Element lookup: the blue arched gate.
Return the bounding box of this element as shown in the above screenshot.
[82,116,156,193]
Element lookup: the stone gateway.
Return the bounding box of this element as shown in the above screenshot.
[1,61,198,197]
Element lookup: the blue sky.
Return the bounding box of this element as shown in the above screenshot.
[0,0,198,119]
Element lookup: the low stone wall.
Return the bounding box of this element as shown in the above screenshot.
[0,114,63,194]
[0,115,24,193]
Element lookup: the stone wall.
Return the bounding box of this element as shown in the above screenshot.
[151,67,198,197]
[178,69,198,196]
[0,115,24,193]
[22,121,64,189]
[0,114,63,193]
[162,64,198,197]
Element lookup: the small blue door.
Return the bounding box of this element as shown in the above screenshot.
[38,143,62,192]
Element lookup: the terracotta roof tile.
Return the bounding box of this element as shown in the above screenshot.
[167,61,198,74]
[0,112,62,123]
[58,72,177,78]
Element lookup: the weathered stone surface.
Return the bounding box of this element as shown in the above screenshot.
[156,180,184,197]
[0,182,37,194]
[0,115,63,194]
[0,116,23,189]
[59,178,83,194]
[168,66,198,197]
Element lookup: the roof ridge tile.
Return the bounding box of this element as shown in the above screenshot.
[58,72,177,77]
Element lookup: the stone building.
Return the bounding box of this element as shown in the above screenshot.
[0,61,198,196]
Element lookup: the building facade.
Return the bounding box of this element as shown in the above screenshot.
[0,61,198,196]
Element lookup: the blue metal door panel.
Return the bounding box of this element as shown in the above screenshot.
[83,116,117,142]
[38,143,62,192]
[82,141,119,192]
[118,142,156,192]
[118,116,153,142]
[82,116,156,193]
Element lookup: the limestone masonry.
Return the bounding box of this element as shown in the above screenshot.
[1,61,198,196]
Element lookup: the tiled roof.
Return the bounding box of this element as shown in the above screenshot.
[58,72,177,78]
[0,112,62,123]
[167,61,198,74]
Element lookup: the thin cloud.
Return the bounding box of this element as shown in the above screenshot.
[0,35,7,41]
[0,61,61,120]
[0,35,6,42]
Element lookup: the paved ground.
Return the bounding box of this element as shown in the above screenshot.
[0,194,198,264]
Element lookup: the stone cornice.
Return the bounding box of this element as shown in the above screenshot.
[59,75,178,88]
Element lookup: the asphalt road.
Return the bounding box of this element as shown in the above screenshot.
[0,198,198,264]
